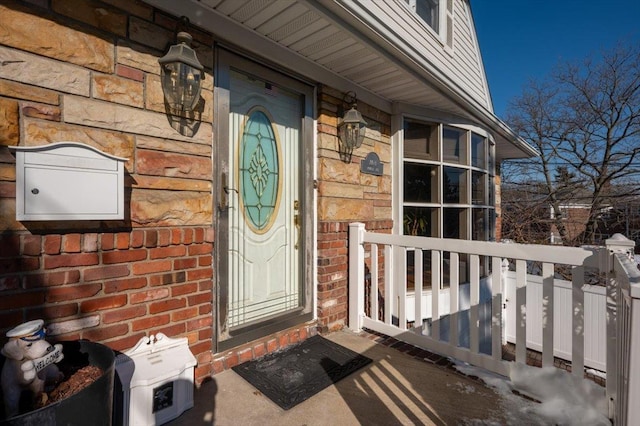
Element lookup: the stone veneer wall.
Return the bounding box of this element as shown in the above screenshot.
[316,85,393,332]
[0,0,218,381]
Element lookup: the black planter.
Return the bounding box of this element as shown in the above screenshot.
[1,340,115,426]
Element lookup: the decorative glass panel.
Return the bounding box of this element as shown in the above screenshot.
[240,110,279,232]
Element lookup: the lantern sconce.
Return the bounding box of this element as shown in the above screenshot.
[337,91,367,163]
[158,17,204,115]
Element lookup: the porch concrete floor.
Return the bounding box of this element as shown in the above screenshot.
[167,330,550,425]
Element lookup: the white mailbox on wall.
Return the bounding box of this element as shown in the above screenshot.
[11,142,128,221]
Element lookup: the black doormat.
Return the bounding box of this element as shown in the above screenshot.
[232,335,372,410]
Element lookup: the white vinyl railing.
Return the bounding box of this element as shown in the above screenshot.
[348,223,638,423]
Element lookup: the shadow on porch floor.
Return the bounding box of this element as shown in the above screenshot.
[167,330,550,425]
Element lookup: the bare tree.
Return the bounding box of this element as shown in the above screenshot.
[503,41,640,246]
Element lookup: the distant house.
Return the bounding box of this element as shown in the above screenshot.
[0,0,535,383]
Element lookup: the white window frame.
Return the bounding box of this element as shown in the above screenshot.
[401,0,452,47]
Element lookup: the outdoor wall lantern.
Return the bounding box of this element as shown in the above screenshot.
[158,18,204,115]
[338,91,367,163]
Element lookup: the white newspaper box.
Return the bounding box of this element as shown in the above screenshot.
[115,333,197,426]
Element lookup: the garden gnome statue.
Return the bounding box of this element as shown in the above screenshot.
[1,319,64,418]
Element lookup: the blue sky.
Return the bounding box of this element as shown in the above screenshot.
[472,1,640,118]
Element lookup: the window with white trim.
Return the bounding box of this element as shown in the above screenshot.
[402,118,495,289]
[403,0,454,48]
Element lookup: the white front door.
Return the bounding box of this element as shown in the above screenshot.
[216,50,314,349]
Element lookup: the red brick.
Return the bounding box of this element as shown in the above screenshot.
[24,270,81,289]
[103,305,147,324]
[186,316,211,331]
[199,327,212,341]
[130,288,169,304]
[84,264,130,282]
[0,275,20,291]
[171,282,198,297]
[191,341,211,357]
[101,234,115,250]
[183,229,193,244]
[266,338,278,353]
[253,343,266,358]
[149,246,186,259]
[198,256,212,267]
[196,350,212,365]
[132,260,171,275]
[187,292,211,306]
[115,64,144,81]
[22,235,42,256]
[199,304,212,315]
[188,243,213,256]
[104,277,147,293]
[150,271,186,286]
[154,322,185,337]
[158,229,171,247]
[130,230,144,248]
[27,303,78,320]
[132,314,170,331]
[108,333,146,352]
[0,291,45,310]
[145,230,158,248]
[187,268,212,281]
[102,249,147,264]
[174,258,197,270]
[171,307,198,321]
[212,358,225,374]
[149,298,186,314]
[199,280,213,291]
[44,253,99,269]
[289,329,300,344]
[47,283,102,302]
[62,234,82,253]
[82,324,129,341]
[0,236,19,257]
[205,227,214,243]
[44,235,62,255]
[116,232,130,250]
[171,229,182,245]
[195,228,206,243]
[80,295,127,313]
[224,353,239,369]
[83,233,99,252]
[279,334,290,348]
[238,348,253,363]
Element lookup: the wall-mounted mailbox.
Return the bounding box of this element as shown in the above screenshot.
[11,142,128,221]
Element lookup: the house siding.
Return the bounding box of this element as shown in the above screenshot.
[354,0,491,111]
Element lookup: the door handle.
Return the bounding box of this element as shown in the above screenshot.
[294,200,301,249]
[294,214,301,249]
[219,172,237,210]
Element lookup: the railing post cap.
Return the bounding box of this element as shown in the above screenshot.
[606,233,635,247]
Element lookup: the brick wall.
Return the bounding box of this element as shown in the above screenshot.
[0,227,215,379]
[0,0,218,382]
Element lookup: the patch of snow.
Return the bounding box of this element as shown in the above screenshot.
[447,381,477,394]
[586,368,607,380]
[453,360,611,426]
